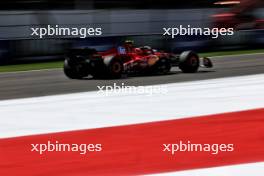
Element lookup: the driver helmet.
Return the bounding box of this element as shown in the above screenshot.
[124,40,134,52]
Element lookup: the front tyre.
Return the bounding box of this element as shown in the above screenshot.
[179,51,200,73]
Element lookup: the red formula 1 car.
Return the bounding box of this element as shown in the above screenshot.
[63,41,213,79]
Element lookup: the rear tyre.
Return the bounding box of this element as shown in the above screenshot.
[63,58,89,79]
[179,51,200,73]
[63,48,98,79]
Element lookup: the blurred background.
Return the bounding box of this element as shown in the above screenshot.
[0,0,263,64]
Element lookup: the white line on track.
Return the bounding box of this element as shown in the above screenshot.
[0,73,264,138]
[209,52,264,58]
[0,68,60,75]
[150,162,264,176]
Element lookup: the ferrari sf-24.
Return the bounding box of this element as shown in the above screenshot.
[64,41,213,79]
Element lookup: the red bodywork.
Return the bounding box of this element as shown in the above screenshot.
[97,46,170,72]
[213,0,264,29]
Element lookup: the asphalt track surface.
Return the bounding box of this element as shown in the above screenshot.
[0,53,264,100]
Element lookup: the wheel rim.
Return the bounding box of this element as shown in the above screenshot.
[112,62,122,73]
[189,56,198,67]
